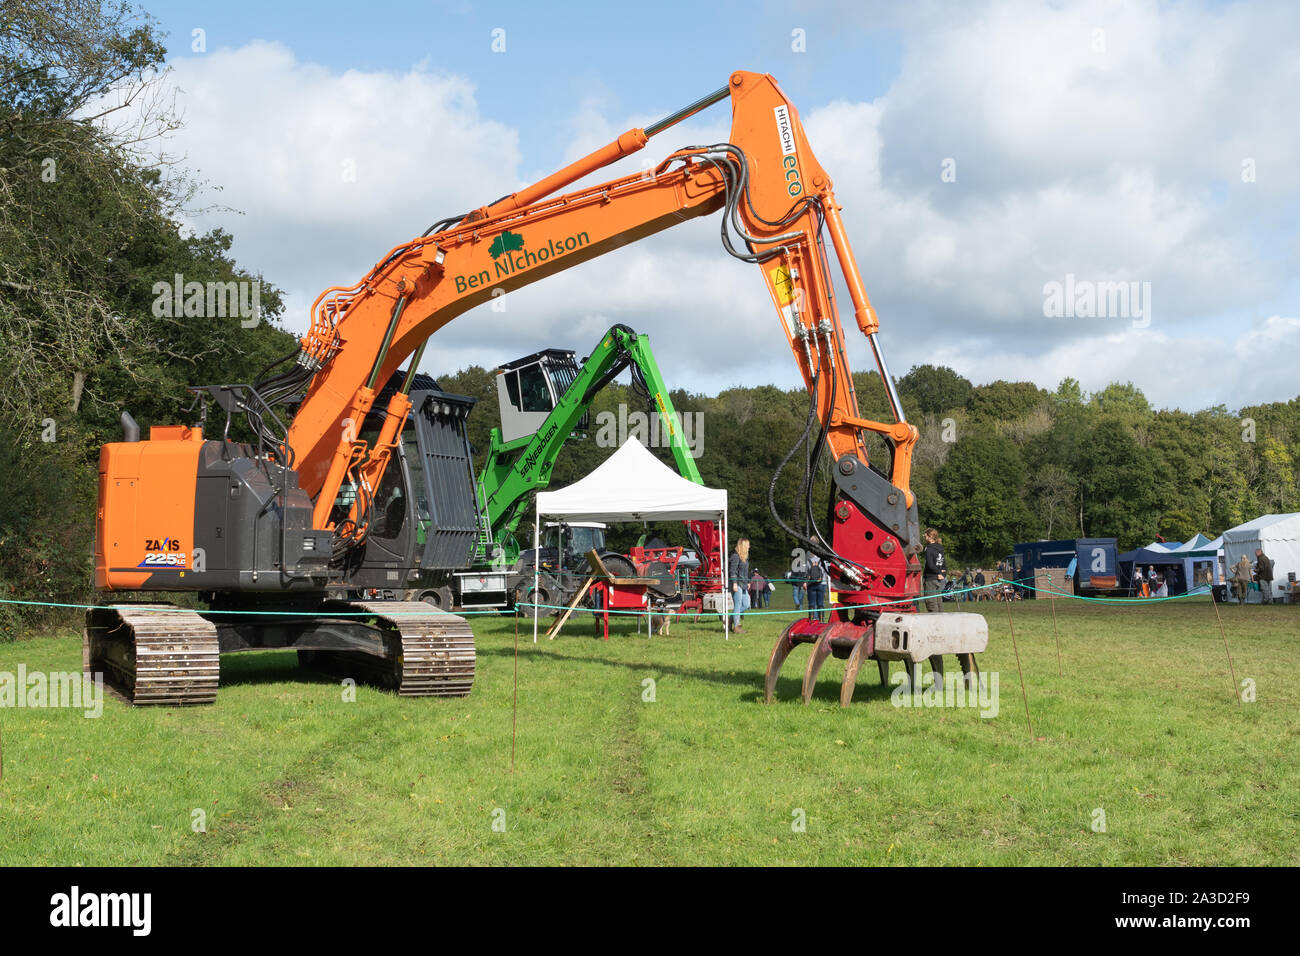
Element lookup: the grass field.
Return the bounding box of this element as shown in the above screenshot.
[0,592,1296,866]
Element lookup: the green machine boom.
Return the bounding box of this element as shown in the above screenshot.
[477,324,702,569]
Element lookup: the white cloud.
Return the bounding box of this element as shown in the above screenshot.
[150,41,521,328]
[132,2,1300,412]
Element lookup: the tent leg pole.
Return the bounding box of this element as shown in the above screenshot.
[722,515,729,641]
[532,515,540,644]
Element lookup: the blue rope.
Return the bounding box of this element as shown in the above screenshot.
[0,577,1216,619]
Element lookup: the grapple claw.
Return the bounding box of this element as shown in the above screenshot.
[840,636,867,707]
[801,632,834,704]
[767,619,875,704]
[839,620,876,707]
[764,628,798,704]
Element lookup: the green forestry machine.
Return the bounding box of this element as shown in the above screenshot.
[351,324,710,612]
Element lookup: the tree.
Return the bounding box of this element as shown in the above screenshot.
[0,2,297,633]
[1028,464,1078,539]
[1053,377,1085,406]
[1251,436,1298,515]
[933,425,1030,560]
[966,380,1048,423]
[0,0,176,426]
[896,364,973,416]
[1090,382,1152,418]
[1077,418,1159,547]
[1198,407,1254,532]
[1159,509,1200,543]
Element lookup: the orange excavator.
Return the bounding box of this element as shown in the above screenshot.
[86,70,986,706]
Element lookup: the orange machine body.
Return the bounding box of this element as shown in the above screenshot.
[95,425,203,590]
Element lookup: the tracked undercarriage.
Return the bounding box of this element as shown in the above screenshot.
[84,599,475,706]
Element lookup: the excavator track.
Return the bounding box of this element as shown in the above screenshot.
[305,601,476,698]
[84,605,220,706]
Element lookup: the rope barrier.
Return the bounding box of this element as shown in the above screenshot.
[1004,580,1215,604]
[0,577,1221,618]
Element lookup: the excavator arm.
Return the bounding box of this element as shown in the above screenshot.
[287,71,919,610]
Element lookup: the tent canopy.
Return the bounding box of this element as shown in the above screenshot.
[1222,512,1300,542]
[1118,536,1223,593]
[1171,533,1213,553]
[1221,513,1300,603]
[1119,542,1180,565]
[535,437,726,521]
[531,438,729,641]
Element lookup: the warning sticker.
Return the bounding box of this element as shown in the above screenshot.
[770,265,795,305]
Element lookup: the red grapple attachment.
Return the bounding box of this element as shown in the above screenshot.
[765,612,990,707]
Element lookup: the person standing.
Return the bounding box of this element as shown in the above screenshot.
[1230,554,1252,604]
[790,552,807,611]
[922,528,947,613]
[806,551,826,623]
[728,538,751,632]
[1255,547,1274,604]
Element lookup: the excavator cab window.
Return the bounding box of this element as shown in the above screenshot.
[518,362,551,412]
[402,431,433,546]
[546,356,579,408]
[368,459,406,540]
[499,361,555,417]
[503,370,521,410]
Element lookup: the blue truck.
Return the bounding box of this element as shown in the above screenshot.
[1009,538,1120,598]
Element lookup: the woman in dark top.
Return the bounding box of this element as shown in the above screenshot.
[922,528,946,613]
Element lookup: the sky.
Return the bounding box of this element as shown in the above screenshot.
[123,0,1300,412]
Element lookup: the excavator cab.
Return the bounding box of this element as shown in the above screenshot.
[495,349,586,443]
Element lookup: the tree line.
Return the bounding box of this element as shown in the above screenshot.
[435,362,1299,575]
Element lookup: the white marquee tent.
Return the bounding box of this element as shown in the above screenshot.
[531,438,729,640]
[1221,513,1300,604]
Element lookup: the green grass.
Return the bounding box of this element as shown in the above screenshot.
[0,594,1297,865]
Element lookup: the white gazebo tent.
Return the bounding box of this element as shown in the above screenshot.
[531,438,728,641]
[1222,513,1300,603]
